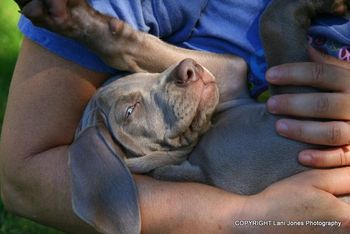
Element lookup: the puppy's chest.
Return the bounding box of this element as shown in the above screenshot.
[191,103,283,161]
[188,103,310,194]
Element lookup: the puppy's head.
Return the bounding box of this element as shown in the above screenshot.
[78,58,219,172]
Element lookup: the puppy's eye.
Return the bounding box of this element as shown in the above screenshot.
[125,105,135,119]
[125,102,140,120]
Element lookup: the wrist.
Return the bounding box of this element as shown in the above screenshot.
[136,175,254,233]
[230,194,269,234]
[135,33,175,73]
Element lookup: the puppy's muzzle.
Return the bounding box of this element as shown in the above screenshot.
[174,58,204,87]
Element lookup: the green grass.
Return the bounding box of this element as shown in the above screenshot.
[0,1,63,233]
[0,0,21,130]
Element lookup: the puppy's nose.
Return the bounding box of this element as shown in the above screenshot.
[174,58,201,86]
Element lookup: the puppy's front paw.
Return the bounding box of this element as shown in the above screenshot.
[19,0,87,37]
[99,18,147,72]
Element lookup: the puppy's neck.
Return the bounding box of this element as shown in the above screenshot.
[214,56,250,104]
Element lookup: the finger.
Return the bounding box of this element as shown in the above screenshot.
[309,46,350,70]
[266,62,350,92]
[275,119,350,146]
[299,145,350,168]
[308,167,350,195]
[267,93,350,119]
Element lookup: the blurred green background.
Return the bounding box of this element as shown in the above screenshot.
[0,0,63,233]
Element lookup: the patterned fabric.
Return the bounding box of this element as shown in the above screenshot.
[309,16,350,63]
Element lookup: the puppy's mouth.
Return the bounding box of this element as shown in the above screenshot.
[190,69,219,132]
[164,60,219,147]
[174,80,218,147]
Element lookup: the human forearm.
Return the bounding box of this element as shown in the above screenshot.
[1,146,100,234]
[138,168,350,234]
[1,144,244,234]
[4,150,350,234]
[135,175,247,233]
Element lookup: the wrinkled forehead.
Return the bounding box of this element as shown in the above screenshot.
[100,72,159,98]
[95,62,181,110]
[101,64,178,95]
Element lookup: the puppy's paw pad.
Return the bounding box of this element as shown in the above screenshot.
[332,0,350,14]
[21,0,45,21]
[21,0,71,27]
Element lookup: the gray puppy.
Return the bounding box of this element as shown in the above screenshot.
[71,0,350,195]
[18,0,350,233]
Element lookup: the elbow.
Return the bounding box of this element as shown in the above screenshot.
[1,174,24,216]
[0,150,33,217]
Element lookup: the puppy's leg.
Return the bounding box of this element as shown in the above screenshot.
[260,0,349,94]
[17,0,148,72]
[18,0,249,105]
[151,161,206,183]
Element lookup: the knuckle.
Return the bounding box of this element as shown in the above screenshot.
[341,94,350,114]
[292,124,312,142]
[308,153,323,166]
[294,124,307,141]
[341,219,350,229]
[305,169,321,182]
[336,149,347,166]
[339,146,350,166]
[315,96,330,114]
[326,124,342,145]
[278,95,291,114]
[311,63,325,83]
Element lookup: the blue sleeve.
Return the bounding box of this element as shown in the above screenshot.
[19,16,117,74]
[142,0,208,43]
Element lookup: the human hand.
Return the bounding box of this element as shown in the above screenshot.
[240,168,350,234]
[266,47,350,167]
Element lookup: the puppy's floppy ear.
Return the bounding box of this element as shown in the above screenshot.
[69,124,140,234]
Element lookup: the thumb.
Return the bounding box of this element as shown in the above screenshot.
[310,167,350,196]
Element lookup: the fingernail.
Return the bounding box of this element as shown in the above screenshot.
[276,121,289,135]
[266,67,282,81]
[267,97,278,113]
[299,154,312,164]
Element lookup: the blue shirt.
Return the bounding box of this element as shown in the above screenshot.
[19,0,350,99]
